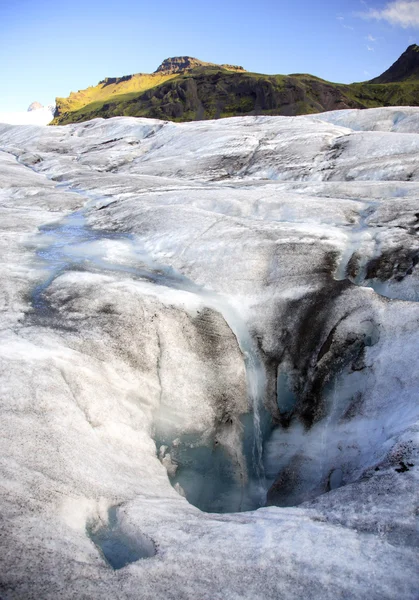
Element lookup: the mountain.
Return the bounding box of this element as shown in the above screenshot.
[53,48,419,125]
[27,101,44,111]
[369,44,419,84]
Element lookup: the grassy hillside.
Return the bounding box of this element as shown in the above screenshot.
[55,72,178,115]
[52,53,419,125]
[53,68,359,124]
[346,81,419,107]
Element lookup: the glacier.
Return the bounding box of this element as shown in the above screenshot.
[0,108,418,599]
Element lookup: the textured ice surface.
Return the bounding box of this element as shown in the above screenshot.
[0,108,418,599]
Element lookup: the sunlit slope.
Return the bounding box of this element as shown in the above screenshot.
[55,71,178,116]
[54,58,248,124]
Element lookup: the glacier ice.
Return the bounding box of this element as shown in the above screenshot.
[0,108,418,599]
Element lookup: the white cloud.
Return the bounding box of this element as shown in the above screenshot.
[367,45,375,50]
[337,15,354,30]
[360,0,419,28]
[366,33,377,41]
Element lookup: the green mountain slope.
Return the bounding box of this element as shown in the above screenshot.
[52,48,419,125]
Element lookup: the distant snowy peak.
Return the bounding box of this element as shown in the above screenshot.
[27,101,44,112]
[28,101,56,114]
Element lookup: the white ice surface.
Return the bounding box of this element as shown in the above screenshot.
[0,108,418,599]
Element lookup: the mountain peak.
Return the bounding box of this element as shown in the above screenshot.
[154,56,245,75]
[28,101,44,112]
[369,44,419,84]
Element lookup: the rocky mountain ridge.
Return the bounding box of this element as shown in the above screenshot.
[53,47,419,125]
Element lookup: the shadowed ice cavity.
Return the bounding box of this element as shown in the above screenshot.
[264,318,384,507]
[276,370,297,416]
[156,406,271,513]
[31,204,269,513]
[87,506,156,569]
[157,433,244,513]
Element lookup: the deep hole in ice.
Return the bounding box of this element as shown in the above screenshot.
[31,208,273,514]
[155,414,271,514]
[328,468,343,491]
[87,507,156,570]
[30,204,416,516]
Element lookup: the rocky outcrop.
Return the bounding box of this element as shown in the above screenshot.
[154,56,246,75]
[220,63,246,72]
[99,74,134,87]
[154,56,212,74]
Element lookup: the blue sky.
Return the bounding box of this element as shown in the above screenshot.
[1,0,419,111]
